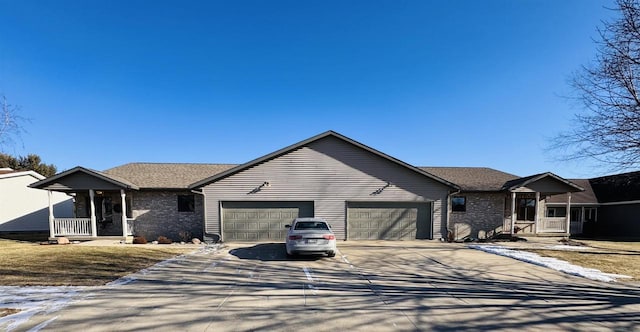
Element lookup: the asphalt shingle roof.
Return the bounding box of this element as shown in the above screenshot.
[104,163,237,189]
[589,171,640,203]
[419,167,519,191]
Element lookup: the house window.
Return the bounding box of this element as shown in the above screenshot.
[178,195,195,212]
[451,196,466,212]
[517,198,536,221]
[546,207,566,218]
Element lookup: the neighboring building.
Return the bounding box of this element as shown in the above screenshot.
[30,131,593,242]
[0,168,73,234]
[590,171,640,237]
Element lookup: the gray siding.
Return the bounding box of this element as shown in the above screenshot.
[202,136,451,241]
[598,203,640,237]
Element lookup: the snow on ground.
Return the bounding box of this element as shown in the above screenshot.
[0,286,86,331]
[469,245,632,282]
[0,243,221,331]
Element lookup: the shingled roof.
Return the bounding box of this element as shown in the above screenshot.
[104,163,237,189]
[419,167,519,191]
[589,171,640,203]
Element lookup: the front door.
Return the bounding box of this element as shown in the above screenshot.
[570,207,583,235]
[516,194,536,221]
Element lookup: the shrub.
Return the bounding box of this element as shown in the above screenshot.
[133,236,147,244]
[157,236,172,244]
[178,230,192,243]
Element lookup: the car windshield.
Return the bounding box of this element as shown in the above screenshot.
[294,221,329,230]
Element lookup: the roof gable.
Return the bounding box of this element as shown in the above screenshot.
[30,166,139,192]
[190,131,459,190]
[546,179,598,204]
[503,172,584,193]
[0,169,45,181]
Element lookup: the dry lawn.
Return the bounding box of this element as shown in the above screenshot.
[527,240,640,282]
[0,239,192,286]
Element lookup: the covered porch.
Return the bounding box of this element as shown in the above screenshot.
[502,173,584,237]
[29,167,139,242]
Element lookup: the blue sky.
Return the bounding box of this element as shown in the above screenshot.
[0,0,618,178]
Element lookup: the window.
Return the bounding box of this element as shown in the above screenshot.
[517,198,536,221]
[451,196,466,212]
[178,195,195,212]
[294,221,329,230]
[546,207,566,218]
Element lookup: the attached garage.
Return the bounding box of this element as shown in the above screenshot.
[347,202,432,240]
[221,201,314,241]
[194,131,458,242]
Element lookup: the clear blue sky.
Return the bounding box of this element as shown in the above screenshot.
[0,0,618,178]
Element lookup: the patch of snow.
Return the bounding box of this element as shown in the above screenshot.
[0,286,85,331]
[469,245,632,282]
[1,243,223,330]
[545,245,594,251]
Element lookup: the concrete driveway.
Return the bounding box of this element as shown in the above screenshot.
[17,241,640,331]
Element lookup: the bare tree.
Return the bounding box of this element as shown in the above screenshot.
[551,0,640,171]
[0,95,28,150]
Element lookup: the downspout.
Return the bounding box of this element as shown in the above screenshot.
[191,189,213,242]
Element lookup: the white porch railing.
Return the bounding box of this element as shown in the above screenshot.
[539,217,567,233]
[53,218,92,236]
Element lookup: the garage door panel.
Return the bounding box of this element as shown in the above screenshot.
[347,202,431,240]
[222,201,314,242]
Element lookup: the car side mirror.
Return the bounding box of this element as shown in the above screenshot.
[285,225,291,229]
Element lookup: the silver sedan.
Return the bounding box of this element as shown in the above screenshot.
[285,218,337,257]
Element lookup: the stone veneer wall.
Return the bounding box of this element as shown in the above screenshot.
[131,191,204,242]
[449,192,506,240]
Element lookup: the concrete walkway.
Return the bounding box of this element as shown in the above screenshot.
[10,241,640,331]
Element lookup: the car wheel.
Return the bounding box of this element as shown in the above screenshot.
[327,251,336,257]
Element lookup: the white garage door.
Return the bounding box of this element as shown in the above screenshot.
[222,201,314,241]
[347,202,432,240]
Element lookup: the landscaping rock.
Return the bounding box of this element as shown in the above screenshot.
[57,237,70,245]
[192,238,201,245]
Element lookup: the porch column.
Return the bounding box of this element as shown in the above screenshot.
[510,192,516,234]
[121,190,128,237]
[48,190,55,238]
[89,189,97,237]
[565,192,572,236]
[534,192,540,234]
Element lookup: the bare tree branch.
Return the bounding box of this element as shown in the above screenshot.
[550,0,640,172]
[0,95,29,150]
